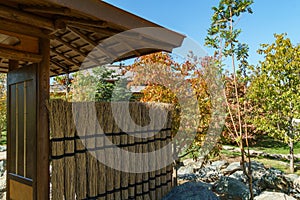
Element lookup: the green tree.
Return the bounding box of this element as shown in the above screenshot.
[248,34,300,173]
[71,66,132,102]
[205,0,254,198]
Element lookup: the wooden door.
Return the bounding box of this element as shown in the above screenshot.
[7,64,37,200]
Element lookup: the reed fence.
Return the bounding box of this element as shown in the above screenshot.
[48,100,174,200]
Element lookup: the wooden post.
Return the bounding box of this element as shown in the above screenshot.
[36,38,50,200]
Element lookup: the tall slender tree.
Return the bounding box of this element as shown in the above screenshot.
[205,0,254,198]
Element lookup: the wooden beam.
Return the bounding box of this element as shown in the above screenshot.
[0,46,42,63]
[115,33,174,52]
[0,29,39,54]
[8,60,19,71]
[0,4,55,31]
[68,23,118,37]
[21,6,71,16]
[57,17,107,28]
[0,19,48,39]
[68,27,116,60]
[50,48,80,67]
[36,38,50,200]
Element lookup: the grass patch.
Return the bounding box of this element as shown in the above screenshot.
[0,131,6,145]
[224,135,300,155]
[250,135,300,155]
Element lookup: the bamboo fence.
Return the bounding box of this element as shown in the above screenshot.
[48,100,174,200]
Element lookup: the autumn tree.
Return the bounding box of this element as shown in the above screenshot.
[51,74,73,100]
[128,52,216,159]
[248,34,300,173]
[0,73,6,138]
[205,0,254,198]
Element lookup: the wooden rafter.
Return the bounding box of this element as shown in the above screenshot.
[68,23,119,37]
[53,36,101,65]
[68,27,116,61]
[50,48,80,67]
[50,60,69,73]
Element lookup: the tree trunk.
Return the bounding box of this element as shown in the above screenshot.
[289,137,294,173]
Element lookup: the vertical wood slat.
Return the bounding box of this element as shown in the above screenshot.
[64,102,76,199]
[155,108,162,200]
[128,104,136,199]
[16,83,24,176]
[166,110,173,192]
[75,103,87,199]
[135,104,143,200]
[9,84,17,174]
[50,101,65,200]
[113,103,122,200]
[86,102,98,199]
[147,104,157,200]
[96,103,106,200]
[142,104,150,200]
[105,103,115,200]
[161,111,168,198]
[25,80,35,179]
[120,103,129,200]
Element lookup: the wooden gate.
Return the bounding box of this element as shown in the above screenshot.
[7,64,37,200]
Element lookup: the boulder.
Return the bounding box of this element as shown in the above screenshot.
[285,174,299,183]
[0,160,6,177]
[222,162,241,175]
[178,165,194,175]
[213,176,250,200]
[0,146,6,152]
[162,182,219,200]
[197,166,221,183]
[254,191,296,200]
[229,171,247,183]
[0,171,6,193]
[250,162,267,181]
[255,168,292,193]
[210,160,228,171]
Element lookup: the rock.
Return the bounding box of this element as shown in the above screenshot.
[255,168,292,193]
[162,182,219,200]
[285,174,299,183]
[181,158,204,171]
[183,158,195,166]
[0,146,6,152]
[0,171,6,193]
[222,162,241,174]
[211,160,228,171]
[254,191,296,200]
[0,192,5,200]
[178,173,198,182]
[197,166,221,183]
[213,176,250,200]
[250,162,267,181]
[229,171,247,183]
[178,165,194,175]
[0,160,6,177]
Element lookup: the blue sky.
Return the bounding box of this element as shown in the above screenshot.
[104,0,300,66]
